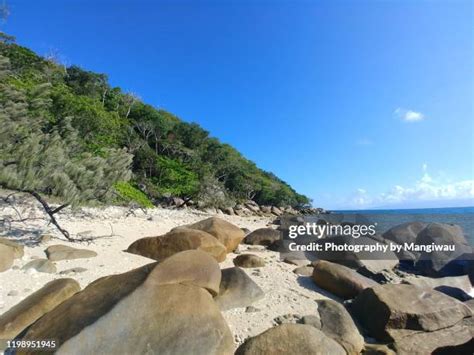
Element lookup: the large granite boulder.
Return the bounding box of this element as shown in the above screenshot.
[315,235,399,277]
[312,260,378,299]
[351,284,472,341]
[233,254,266,268]
[382,221,427,245]
[0,279,80,340]
[244,228,280,246]
[316,299,364,355]
[45,245,97,261]
[415,223,472,277]
[185,217,244,252]
[0,238,24,259]
[235,324,346,355]
[0,244,14,272]
[402,275,472,296]
[214,267,264,310]
[126,227,227,262]
[14,250,233,354]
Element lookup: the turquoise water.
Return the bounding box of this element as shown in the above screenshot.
[332,207,474,245]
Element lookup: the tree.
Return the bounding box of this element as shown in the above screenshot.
[0,55,133,240]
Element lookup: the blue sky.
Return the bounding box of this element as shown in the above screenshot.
[4,0,473,209]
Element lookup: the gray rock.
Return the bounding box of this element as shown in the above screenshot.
[214,267,264,311]
[316,299,364,355]
[402,274,472,296]
[233,254,266,268]
[59,267,88,275]
[45,245,97,261]
[245,306,260,313]
[7,290,19,297]
[273,314,302,325]
[301,314,321,329]
[235,324,346,355]
[415,223,472,277]
[351,284,472,341]
[382,222,428,260]
[22,259,56,274]
[243,228,280,247]
[388,321,472,354]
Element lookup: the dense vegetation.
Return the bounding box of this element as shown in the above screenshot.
[0,35,311,210]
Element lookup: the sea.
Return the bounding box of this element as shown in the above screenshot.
[331,206,474,246]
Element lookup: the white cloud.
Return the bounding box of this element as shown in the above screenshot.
[350,165,474,208]
[394,108,425,122]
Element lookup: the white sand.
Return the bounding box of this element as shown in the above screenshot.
[0,199,331,347]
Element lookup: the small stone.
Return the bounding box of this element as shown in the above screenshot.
[245,306,260,313]
[273,314,302,325]
[59,267,88,275]
[7,290,19,297]
[22,259,56,274]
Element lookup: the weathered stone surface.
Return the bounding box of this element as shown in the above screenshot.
[315,236,399,276]
[316,299,364,355]
[45,244,97,261]
[22,259,56,274]
[186,217,244,252]
[301,314,321,329]
[16,251,233,354]
[415,223,472,277]
[0,279,80,340]
[214,267,264,310]
[351,284,472,341]
[293,266,313,276]
[388,322,472,355]
[0,244,14,272]
[235,324,346,355]
[312,260,378,299]
[233,254,266,268]
[382,221,427,245]
[126,227,227,262]
[0,238,24,259]
[402,274,472,295]
[244,228,280,246]
[148,249,222,295]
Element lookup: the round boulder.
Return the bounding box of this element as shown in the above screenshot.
[127,227,227,262]
[244,228,280,247]
[235,324,345,355]
[233,254,266,268]
[186,217,244,252]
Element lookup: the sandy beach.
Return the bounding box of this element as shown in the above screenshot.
[0,197,331,348]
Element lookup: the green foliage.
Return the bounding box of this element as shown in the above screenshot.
[153,156,199,196]
[0,54,133,207]
[0,39,311,208]
[114,181,153,208]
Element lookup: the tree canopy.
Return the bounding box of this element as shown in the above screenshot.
[0,38,311,209]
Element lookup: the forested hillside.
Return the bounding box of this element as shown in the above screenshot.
[0,35,310,210]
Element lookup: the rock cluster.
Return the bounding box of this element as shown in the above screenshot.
[1,217,473,354]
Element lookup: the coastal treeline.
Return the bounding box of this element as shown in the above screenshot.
[0,35,310,210]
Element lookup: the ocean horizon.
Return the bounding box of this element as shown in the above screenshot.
[329,206,474,245]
